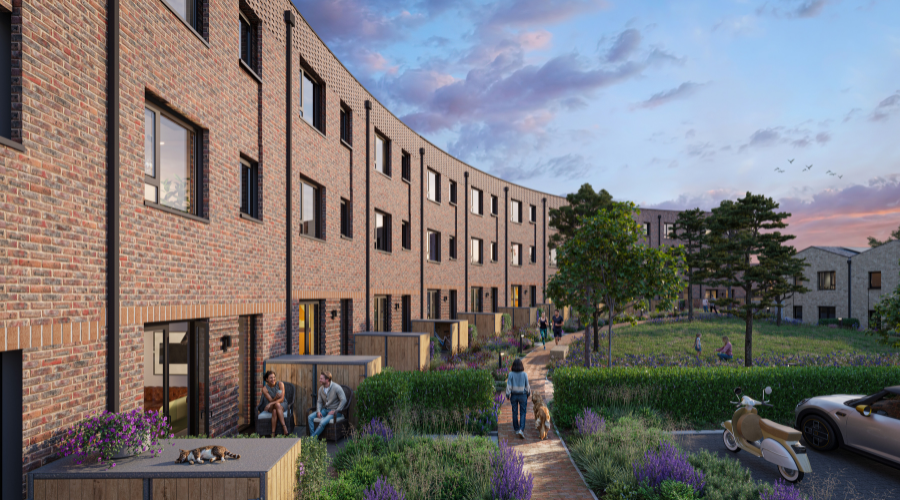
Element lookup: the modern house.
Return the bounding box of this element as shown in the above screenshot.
[787,241,900,329]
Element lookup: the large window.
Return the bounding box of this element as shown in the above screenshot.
[643,222,651,237]
[793,306,802,322]
[0,10,11,139]
[664,223,676,239]
[427,289,440,319]
[340,104,352,145]
[490,195,498,215]
[240,158,259,219]
[870,271,882,290]
[449,180,458,204]
[449,235,457,259]
[472,188,483,215]
[239,11,258,73]
[375,132,390,175]
[490,241,498,262]
[298,302,321,355]
[375,211,391,252]
[427,230,441,262]
[401,150,411,181]
[817,271,836,291]
[511,243,522,266]
[402,220,411,249]
[471,238,483,264]
[164,0,205,36]
[510,285,522,308]
[529,245,535,264]
[427,169,440,202]
[818,306,836,320]
[471,287,483,313]
[299,180,320,238]
[300,69,324,133]
[340,199,351,238]
[374,295,389,332]
[144,104,202,217]
[511,200,522,223]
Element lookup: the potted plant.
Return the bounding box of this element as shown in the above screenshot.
[58,409,173,469]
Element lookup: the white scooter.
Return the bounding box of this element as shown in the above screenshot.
[721,386,812,483]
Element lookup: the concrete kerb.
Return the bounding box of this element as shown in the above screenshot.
[671,430,724,435]
[543,376,600,500]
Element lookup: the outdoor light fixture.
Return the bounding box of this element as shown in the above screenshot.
[499,351,505,369]
[394,303,400,310]
[331,310,338,320]
[221,335,232,352]
[485,291,490,297]
[443,296,447,302]
[519,334,524,355]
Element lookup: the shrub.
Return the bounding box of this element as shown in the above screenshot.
[502,313,513,333]
[633,442,704,494]
[297,436,329,500]
[687,449,763,500]
[574,408,606,436]
[553,365,900,428]
[490,440,533,500]
[470,324,479,344]
[364,476,406,500]
[759,480,802,500]
[656,480,699,500]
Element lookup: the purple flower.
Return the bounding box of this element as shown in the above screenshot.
[574,409,605,436]
[490,440,533,500]
[633,442,705,494]
[761,480,802,500]
[364,476,405,500]
[361,418,394,442]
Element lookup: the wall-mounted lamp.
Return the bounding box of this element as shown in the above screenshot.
[443,296,448,302]
[330,310,338,320]
[524,289,528,294]
[394,303,400,310]
[221,335,232,352]
[485,291,490,297]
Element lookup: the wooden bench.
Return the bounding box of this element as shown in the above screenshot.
[550,345,568,362]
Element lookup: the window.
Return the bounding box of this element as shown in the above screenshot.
[299,179,320,238]
[427,289,440,319]
[0,10,11,139]
[817,271,836,291]
[511,200,522,223]
[870,271,882,290]
[427,230,441,262]
[401,220,411,250]
[427,169,440,202]
[549,248,557,267]
[449,180,457,204]
[818,306,836,320]
[375,211,391,252]
[144,104,203,217]
[165,0,205,35]
[340,104,352,145]
[471,188,483,215]
[375,131,390,175]
[374,295,389,332]
[401,150,411,181]
[643,222,651,237]
[240,158,259,219]
[300,68,324,133]
[530,285,537,307]
[471,287,483,313]
[490,241,498,262]
[490,195,498,215]
[530,205,537,223]
[869,392,900,421]
[511,243,522,266]
[340,199,351,238]
[529,245,536,264]
[401,295,411,332]
[793,306,802,322]
[664,223,675,239]
[239,11,258,72]
[340,300,352,354]
[449,290,457,319]
[449,236,457,259]
[510,285,522,308]
[471,238,483,264]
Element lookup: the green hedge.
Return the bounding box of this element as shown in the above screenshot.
[818,317,860,329]
[357,369,493,426]
[553,366,900,428]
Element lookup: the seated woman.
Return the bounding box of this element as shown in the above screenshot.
[716,336,733,361]
[259,370,289,436]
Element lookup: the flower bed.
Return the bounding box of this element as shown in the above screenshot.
[58,409,173,469]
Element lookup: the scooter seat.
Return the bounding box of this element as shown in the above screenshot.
[759,418,801,442]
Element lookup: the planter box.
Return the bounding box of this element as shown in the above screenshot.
[265,355,381,429]
[28,438,301,500]
[409,319,469,354]
[354,331,430,371]
[457,312,504,340]
[497,307,541,329]
[550,345,569,362]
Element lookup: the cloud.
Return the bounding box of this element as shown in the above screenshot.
[756,0,832,19]
[870,90,900,121]
[292,0,426,46]
[490,153,593,182]
[815,132,831,144]
[740,127,782,150]
[633,81,704,109]
[484,0,609,29]
[606,29,642,62]
[643,189,743,212]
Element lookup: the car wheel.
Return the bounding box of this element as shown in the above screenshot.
[778,466,804,483]
[801,414,838,451]
[723,430,740,453]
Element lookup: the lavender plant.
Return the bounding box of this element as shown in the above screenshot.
[361,418,394,442]
[490,440,533,500]
[760,479,803,500]
[633,442,705,494]
[364,476,406,500]
[57,409,173,469]
[574,408,606,436]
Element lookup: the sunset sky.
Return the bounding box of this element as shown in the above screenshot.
[292,0,900,251]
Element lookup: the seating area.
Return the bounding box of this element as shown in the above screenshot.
[306,384,355,442]
[256,381,296,437]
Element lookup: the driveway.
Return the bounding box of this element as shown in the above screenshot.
[675,433,900,499]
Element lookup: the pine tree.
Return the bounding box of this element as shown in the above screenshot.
[673,208,707,322]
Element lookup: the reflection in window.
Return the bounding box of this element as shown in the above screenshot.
[300,181,318,237]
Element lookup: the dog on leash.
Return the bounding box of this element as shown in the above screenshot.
[532,393,551,440]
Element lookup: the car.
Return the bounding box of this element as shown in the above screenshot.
[794,385,900,466]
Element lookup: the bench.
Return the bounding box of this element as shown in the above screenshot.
[550,345,568,361]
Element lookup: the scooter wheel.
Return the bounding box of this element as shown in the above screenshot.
[722,430,740,453]
[778,466,804,483]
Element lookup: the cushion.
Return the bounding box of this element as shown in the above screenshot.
[259,410,289,419]
[313,415,346,424]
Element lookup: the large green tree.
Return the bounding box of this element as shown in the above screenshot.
[868,259,900,348]
[546,202,686,368]
[703,193,803,366]
[868,224,900,248]
[673,208,707,322]
[548,183,614,352]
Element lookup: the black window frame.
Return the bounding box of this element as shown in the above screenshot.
[511,243,522,266]
[401,220,411,250]
[340,104,352,146]
[144,102,205,219]
[239,157,259,219]
[340,198,351,238]
[818,306,836,320]
[239,9,259,74]
[817,271,836,291]
[471,286,483,313]
[401,150,411,181]
[529,204,536,223]
[793,305,802,322]
[375,210,392,252]
[491,241,498,262]
[869,271,882,290]
[529,245,536,264]
[530,285,537,307]
[427,169,441,202]
[427,229,441,262]
[449,235,457,260]
[664,223,676,239]
[427,289,440,320]
[163,0,207,39]
[0,9,11,140]
[299,177,322,239]
[300,66,325,133]
[490,195,498,215]
[510,285,522,308]
[471,238,483,264]
[449,180,457,205]
[374,295,389,332]
[375,130,391,176]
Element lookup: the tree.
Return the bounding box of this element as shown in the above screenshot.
[703,192,803,366]
[868,224,900,248]
[868,260,900,348]
[546,202,686,368]
[548,183,613,353]
[760,239,809,327]
[673,208,707,322]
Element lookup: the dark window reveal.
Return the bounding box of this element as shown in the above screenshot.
[375,211,391,252]
[449,236,457,259]
[340,199,351,238]
[340,105,352,145]
[450,180,457,204]
[240,158,259,219]
[427,230,441,262]
[401,150,411,181]
[401,220,411,250]
[239,12,258,72]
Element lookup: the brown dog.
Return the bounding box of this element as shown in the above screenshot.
[532,393,551,440]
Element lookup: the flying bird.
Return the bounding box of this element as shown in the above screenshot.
[838,175,843,179]
[788,159,795,164]
[774,168,785,173]
[804,164,812,171]
[826,169,833,174]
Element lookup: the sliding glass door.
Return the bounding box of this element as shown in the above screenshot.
[144,321,208,437]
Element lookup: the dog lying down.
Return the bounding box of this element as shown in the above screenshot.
[532,393,551,440]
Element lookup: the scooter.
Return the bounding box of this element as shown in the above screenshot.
[721,386,811,483]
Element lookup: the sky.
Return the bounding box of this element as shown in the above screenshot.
[291,0,900,251]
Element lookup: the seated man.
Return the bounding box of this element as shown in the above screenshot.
[307,370,347,438]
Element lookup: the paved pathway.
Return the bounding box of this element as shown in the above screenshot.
[498,333,597,500]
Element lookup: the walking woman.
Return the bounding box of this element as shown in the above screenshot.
[538,312,549,349]
[506,358,531,439]
[259,370,289,436]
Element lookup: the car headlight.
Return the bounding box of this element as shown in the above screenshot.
[796,398,811,409]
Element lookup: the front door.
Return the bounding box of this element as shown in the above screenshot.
[298,302,320,355]
[449,290,457,319]
[0,350,22,499]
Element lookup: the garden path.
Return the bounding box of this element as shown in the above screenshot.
[498,333,598,500]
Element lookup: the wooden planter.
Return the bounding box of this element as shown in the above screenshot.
[497,307,541,329]
[28,438,301,500]
[457,312,503,340]
[409,319,469,354]
[354,331,430,371]
[265,355,381,429]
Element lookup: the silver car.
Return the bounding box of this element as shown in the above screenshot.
[794,385,900,466]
